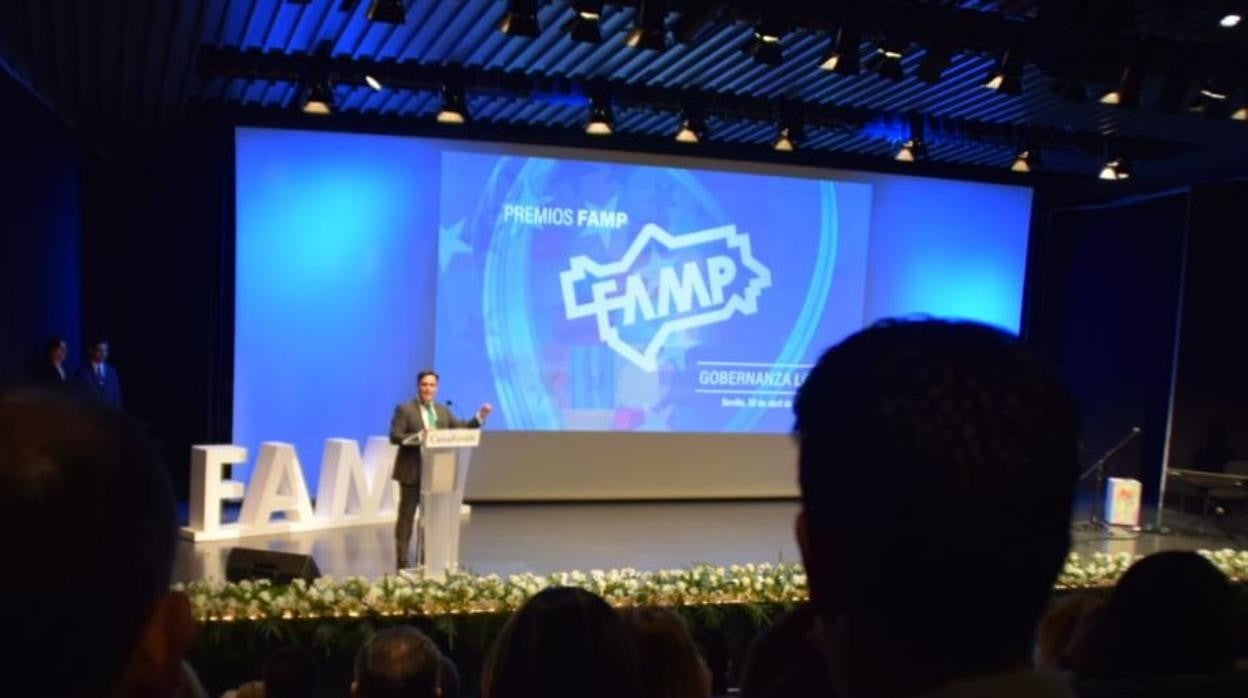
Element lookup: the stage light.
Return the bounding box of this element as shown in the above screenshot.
[1010,148,1037,173]
[983,50,1024,95]
[873,39,906,81]
[1199,85,1229,101]
[436,83,469,125]
[1099,67,1141,108]
[1233,105,1247,120]
[895,117,926,162]
[625,0,668,50]
[894,138,927,162]
[819,26,860,74]
[1220,13,1242,27]
[585,91,614,135]
[300,76,334,115]
[364,75,383,91]
[741,25,783,66]
[1190,80,1231,116]
[367,0,406,24]
[773,126,796,151]
[565,1,603,44]
[499,0,540,37]
[916,45,953,84]
[1099,157,1131,181]
[674,113,707,143]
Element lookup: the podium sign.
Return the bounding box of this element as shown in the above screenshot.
[1105,477,1142,527]
[419,429,480,577]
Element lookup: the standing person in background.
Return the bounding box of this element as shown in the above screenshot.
[77,337,122,409]
[38,336,71,390]
[389,370,492,569]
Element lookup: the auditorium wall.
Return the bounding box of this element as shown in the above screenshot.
[1031,181,1248,510]
[79,123,234,498]
[1167,182,1248,477]
[34,107,1244,505]
[0,71,82,386]
[1030,193,1187,506]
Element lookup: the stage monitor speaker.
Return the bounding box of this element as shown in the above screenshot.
[225,547,321,585]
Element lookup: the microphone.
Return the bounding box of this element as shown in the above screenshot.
[1080,426,1141,481]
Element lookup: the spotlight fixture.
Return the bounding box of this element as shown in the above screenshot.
[364,74,383,91]
[894,137,927,162]
[1233,105,1247,121]
[741,22,784,66]
[367,0,406,24]
[894,117,927,162]
[300,75,334,115]
[916,44,953,84]
[1098,157,1131,181]
[436,82,469,125]
[1190,80,1231,116]
[585,90,614,136]
[565,0,603,44]
[819,25,860,74]
[1220,13,1242,27]
[1199,83,1229,101]
[1010,148,1038,173]
[499,0,540,37]
[873,39,906,81]
[625,0,668,50]
[773,126,797,151]
[1100,66,1141,108]
[772,105,801,151]
[674,110,707,143]
[983,50,1024,95]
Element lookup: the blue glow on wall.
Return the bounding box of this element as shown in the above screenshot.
[234,127,1032,488]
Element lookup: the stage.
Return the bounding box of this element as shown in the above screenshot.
[172,498,1248,584]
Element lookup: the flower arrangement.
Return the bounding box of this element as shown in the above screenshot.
[180,549,1248,623]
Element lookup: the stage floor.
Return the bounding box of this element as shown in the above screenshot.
[172,499,1248,584]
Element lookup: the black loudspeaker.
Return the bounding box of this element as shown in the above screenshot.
[225,547,321,585]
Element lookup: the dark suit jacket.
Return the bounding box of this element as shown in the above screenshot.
[77,363,122,409]
[389,400,481,486]
[37,363,71,391]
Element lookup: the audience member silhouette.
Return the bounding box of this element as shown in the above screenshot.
[481,586,643,698]
[740,603,833,697]
[263,646,317,698]
[438,653,461,698]
[1034,594,1105,673]
[789,319,1080,697]
[622,606,711,698]
[1095,551,1235,679]
[0,390,195,696]
[352,626,444,698]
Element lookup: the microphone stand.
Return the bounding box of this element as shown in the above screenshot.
[1078,426,1141,529]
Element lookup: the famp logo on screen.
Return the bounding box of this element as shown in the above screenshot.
[560,223,772,372]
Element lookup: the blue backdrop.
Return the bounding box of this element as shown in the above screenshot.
[234,128,1032,487]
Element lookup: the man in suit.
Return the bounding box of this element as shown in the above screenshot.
[390,370,492,569]
[38,336,71,390]
[77,338,123,409]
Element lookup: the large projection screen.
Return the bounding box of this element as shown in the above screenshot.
[233,127,1033,500]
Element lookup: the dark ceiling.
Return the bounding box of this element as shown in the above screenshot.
[1,0,1246,183]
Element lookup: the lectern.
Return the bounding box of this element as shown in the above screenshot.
[418,428,479,577]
